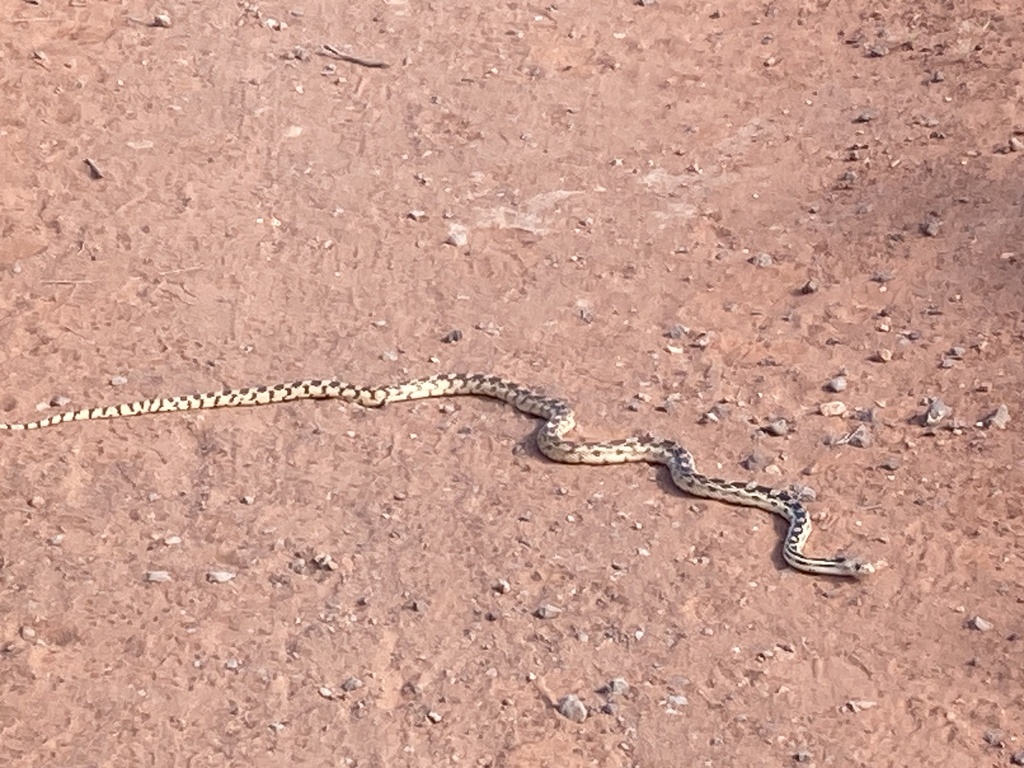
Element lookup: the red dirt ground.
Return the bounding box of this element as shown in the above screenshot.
[2,2,1022,766]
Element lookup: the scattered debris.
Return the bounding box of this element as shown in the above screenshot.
[206,570,236,584]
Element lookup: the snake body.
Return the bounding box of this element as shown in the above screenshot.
[0,372,872,577]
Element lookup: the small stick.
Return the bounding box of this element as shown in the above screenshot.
[319,44,390,69]
[158,266,204,276]
[84,158,104,179]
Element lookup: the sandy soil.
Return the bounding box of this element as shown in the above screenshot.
[1,1,1022,766]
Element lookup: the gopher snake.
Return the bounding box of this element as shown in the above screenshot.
[0,372,872,577]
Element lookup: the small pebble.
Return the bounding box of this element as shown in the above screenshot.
[318,686,335,699]
[793,750,813,763]
[880,457,901,471]
[146,570,172,582]
[110,375,128,386]
[748,252,773,268]
[444,224,468,247]
[800,278,819,294]
[341,676,364,691]
[312,553,337,571]
[426,710,443,724]
[690,331,714,348]
[982,404,1010,430]
[28,495,46,509]
[535,603,562,619]
[225,658,240,670]
[873,349,893,363]
[666,694,689,708]
[407,210,427,221]
[920,215,941,237]
[665,323,688,339]
[240,495,255,505]
[50,395,71,408]
[826,375,848,393]
[852,111,876,123]
[441,329,463,343]
[967,615,993,632]
[843,699,877,713]
[206,570,236,584]
[601,678,630,696]
[847,424,873,448]
[819,401,847,417]
[1010,136,1024,153]
[1010,750,1024,766]
[922,398,952,426]
[152,13,172,28]
[556,695,588,723]
[983,729,1005,747]
[494,578,511,594]
[762,418,789,437]
[741,450,769,471]
[20,626,36,640]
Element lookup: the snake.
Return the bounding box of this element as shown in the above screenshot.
[0,372,873,577]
